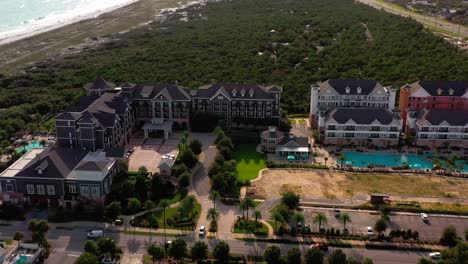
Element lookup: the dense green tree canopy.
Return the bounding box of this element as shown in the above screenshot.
[0,0,466,141]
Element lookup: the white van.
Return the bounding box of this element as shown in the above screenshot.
[87,230,104,239]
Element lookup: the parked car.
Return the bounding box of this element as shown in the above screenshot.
[87,230,104,239]
[114,218,123,225]
[366,226,373,236]
[428,252,441,259]
[310,243,328,251]
[421,213,429,222]
[165,241,172,249]
[199,226,206,236]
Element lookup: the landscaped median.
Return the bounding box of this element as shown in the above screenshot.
[235,236,446,252]
[233,218,269,237]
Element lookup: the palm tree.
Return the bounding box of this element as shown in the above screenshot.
[270,211,284,234]
[339,213,352,231]
[324,157,329,165]
[243,197,255,220]
[209,191,220,210]
[312,212,328,231]
[182,195,197,219]
[253,210,262,223]
[293,213,304,231]
[238,199,248,219]
[159,200,169,246]
[206,208,221,225]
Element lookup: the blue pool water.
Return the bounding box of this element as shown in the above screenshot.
[14,255,30,264]
[17,141,43,153]
[341,151,435,169]
[340,151,468,172]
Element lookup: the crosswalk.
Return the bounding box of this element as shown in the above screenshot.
[51,248,83,255]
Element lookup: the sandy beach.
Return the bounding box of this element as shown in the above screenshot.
[0,0,197,74]
[0,0,140,46]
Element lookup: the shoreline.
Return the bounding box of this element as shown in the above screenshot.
[0,0,201,73]
[0,0,140,46]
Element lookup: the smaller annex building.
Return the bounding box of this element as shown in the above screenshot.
[260,127,310,160]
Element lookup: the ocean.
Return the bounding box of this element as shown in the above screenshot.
[0,0,136,41]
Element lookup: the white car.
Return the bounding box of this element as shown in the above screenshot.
[87,230,103,239]
[428,252,441,259]
[421,213,429,222]
[199,226,206,236]
[366,226,373,235]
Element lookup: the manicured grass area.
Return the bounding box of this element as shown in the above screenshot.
[253,200,262,208]
[232,144,266,181]
[133,201,201,230]
[233,221,269,236]
[160,192,185,206]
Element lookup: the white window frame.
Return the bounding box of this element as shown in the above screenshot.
[91,186,100,197]
[26,184,35,194]
[68,185,77,193]
[80,185,89,196]
[5,184,13,193]
[47,185,55,195]
[37,185,45,195]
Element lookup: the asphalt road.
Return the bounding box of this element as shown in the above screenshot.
[0,224,430,264]
[356,0,468,38]
[302,207,468,240]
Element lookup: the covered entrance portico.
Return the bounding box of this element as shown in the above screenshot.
[142,118,173,139]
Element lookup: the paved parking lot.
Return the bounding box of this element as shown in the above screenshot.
[302,207,468,240]
[127,133,180,173]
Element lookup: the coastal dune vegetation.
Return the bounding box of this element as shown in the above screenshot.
[0,0,467,142]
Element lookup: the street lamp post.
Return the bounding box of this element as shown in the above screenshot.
[130,216,135,240]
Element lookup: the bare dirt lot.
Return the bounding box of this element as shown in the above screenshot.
[250,169,468,200]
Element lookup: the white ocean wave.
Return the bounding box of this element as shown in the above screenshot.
[0,0,138,42]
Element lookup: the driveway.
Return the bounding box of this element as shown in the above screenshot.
[191,133,240,240]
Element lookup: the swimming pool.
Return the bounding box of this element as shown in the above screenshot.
[340,151,434,169]
[339,151,468,172]
[13,254,32,264]
[17,141,43,153]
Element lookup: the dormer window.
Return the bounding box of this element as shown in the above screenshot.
[357,87,361,94]
[449,88,454,95]
[240,89,246,97]
[232,89,237,97]
[249,89,254,97]
[345,87,350,94]
[437,88,443,95]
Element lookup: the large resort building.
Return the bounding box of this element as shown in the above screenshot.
[0,77,282,205]
[399,80,468,147]
[309,79,401,146]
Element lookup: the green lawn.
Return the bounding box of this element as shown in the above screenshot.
[233,221,269,236]
[232,144,266,181]
[133,201,201,230]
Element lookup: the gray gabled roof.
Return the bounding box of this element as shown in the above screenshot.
[15,148,88,179]
[325,79,380,95]
[277,135,309,147]
[419,109,468,126]
[133,84,191,101]
[329,108,398,125]
[55,112,82,120]
[75,161,109,172]
[416,80,468,96]
[84,77,115,91]
[192,83,278,100]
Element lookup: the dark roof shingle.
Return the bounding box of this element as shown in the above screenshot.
[326,79,380,95]
[420,109,468,126]
[330,108,398,125]
[417,80,468,96]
